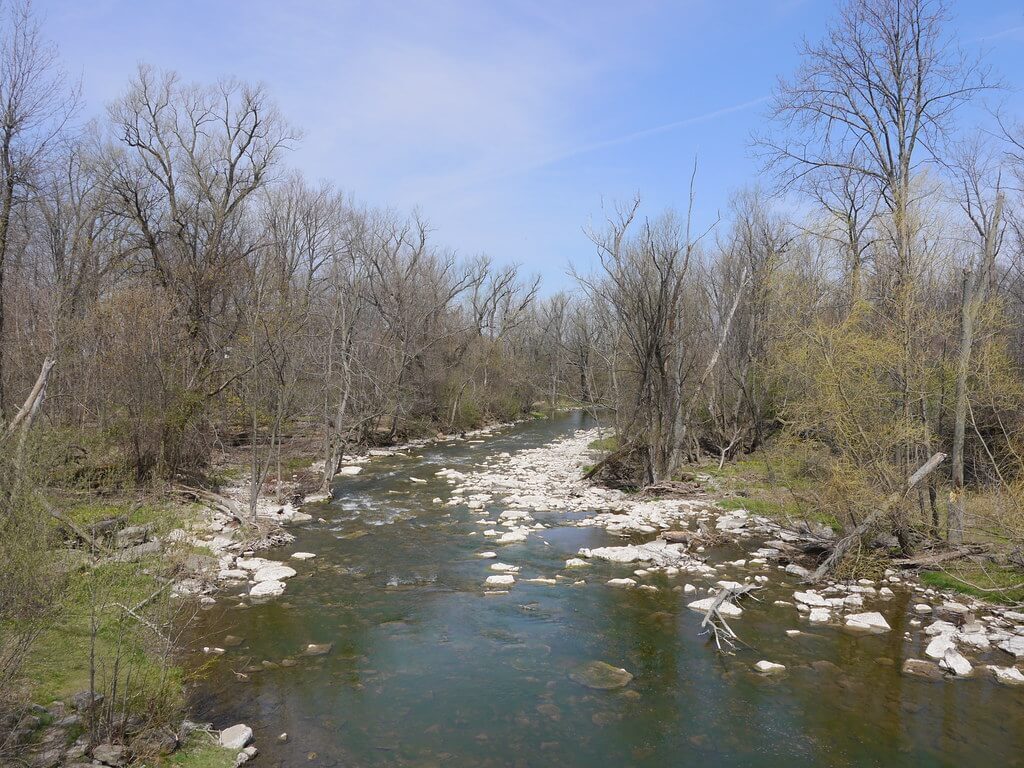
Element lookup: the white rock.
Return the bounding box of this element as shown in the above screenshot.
[291,552,317,560]
[794,591,829,607]
[219,724,253,750]
[409,477,426,484]
[476,551,497,559]
[998,635,1024,658]
[845,612,891,631]
[808,608,831,623]
[683,584,697,594]
[914,603,933,613]
[607,578,637,588]
[989,665,1024,685]
[926,635,956,660]
[338,466,362,476]
[490,562,520,573]
[754,660,786,673]
[253,564,297,583]
[236,557,272,571]
[496,531,528,544]
[785,564,812,578]
[565,558,589,568]
[249,580,286,598]
[924,619,958,637]
[940,649,972,676]
[485,574,515,586]
[687,597,742,617]
[959,632,991,650]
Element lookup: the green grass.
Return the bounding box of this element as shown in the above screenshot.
[165,734,236,768]
[64,498,187,538]
[920,566,1024,604]
[23,555,182,704]
[587,436,618,452]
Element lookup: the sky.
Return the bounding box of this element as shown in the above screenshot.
[36,0,1024,288]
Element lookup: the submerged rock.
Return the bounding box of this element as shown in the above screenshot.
[569,661,634,690]
[302,643,333,656]
[902,659,943,680]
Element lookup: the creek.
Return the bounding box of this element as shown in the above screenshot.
[186,412,1024,767]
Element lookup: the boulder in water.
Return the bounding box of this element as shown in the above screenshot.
[569,660,633,690]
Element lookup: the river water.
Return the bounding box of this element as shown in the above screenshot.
[187,412,1024,767]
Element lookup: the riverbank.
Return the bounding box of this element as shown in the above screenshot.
[9,415,543,767]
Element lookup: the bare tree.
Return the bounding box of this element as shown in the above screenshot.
[0,0,76,418]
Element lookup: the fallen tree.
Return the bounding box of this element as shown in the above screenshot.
[808,452,947,583]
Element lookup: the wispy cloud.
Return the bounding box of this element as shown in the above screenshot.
[979,23,1024,42]
[539,95,771,169]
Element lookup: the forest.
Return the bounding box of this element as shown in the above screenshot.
[3,0,1024,766]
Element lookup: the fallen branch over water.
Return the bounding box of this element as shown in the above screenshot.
[700,583,761,652]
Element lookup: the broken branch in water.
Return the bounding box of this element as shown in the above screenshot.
[699,583,761,652]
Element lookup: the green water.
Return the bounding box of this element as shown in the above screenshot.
[187,412,1024,767]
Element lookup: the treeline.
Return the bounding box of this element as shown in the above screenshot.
[543,0,1024,557]
[2,44,548,495]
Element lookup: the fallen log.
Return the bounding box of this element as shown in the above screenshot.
[808,452,946,583]
[892,544,989,568]
[174,485,248,524]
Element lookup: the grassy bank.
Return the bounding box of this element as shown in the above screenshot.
[12,496,235,767]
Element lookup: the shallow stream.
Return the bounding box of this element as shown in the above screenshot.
[186,412,1024,767]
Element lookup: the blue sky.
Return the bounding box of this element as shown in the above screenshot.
[38,0,1024,287]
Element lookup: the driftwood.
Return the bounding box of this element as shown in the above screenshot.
[37,493,110,555]
[808,452,947,583]
[892,544,989,568]
[700,583,761,651]
[642,479,702,497]
[174,485,248,524]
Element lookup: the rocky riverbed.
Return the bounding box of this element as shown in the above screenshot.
[177,411,1024,767]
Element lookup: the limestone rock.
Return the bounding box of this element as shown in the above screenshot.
[249,580,285,598]
[845,612,891,632]
[219,724,253,751]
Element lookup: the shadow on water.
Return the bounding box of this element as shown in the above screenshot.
[184,412,1024,767]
